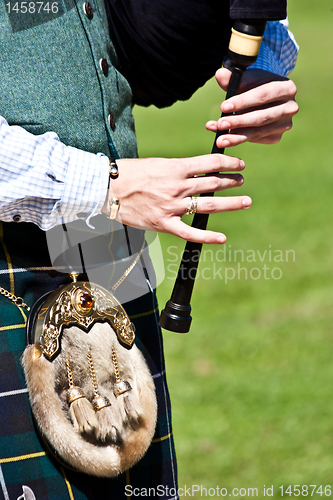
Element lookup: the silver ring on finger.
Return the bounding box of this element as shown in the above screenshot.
[185,196,198,216]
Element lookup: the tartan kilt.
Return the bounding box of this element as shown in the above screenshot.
[0,221,178,500]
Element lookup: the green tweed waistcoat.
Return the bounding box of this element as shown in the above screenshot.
[0,0,137,159]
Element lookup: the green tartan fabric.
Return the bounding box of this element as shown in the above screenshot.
[0,222,178,500]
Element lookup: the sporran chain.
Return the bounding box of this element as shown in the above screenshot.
[0,238,145,313]
[0,285,30,311]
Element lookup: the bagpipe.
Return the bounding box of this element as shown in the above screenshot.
[159,19,268,333]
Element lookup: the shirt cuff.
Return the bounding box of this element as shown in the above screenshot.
[0,116,110,230]
[249,20,299,77]
[58,148,110,229]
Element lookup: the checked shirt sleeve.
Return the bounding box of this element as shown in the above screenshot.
[0,116,110,230]
[249,19,299,77]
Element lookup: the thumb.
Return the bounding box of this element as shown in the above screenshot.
[215,67,232,93]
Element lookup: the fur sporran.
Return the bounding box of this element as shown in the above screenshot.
[22,279,157,477]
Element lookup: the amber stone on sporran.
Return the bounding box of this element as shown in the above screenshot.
[74,290,93,314]
[80,292,93,310]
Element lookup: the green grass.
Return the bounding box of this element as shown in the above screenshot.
[133,1,333,497]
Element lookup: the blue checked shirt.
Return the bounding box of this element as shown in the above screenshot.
[250,19,299,76]
[0,20,298,231]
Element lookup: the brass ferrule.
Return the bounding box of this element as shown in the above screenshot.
[229,28,263,57]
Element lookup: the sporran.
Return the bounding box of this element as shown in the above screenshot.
[22,274,157,476]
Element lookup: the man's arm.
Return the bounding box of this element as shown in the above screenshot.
[0,115,251,243]
[0,116,109,230]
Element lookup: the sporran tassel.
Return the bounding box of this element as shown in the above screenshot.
[111,347,144,427]
[87,350,120,442]
[66,356,98,435]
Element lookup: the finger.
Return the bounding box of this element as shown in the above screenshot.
[252,134,287,145]
[185,173,244,195]
[181,195,252,216]
[216,100,299,132]
[205,99,298,133]
[216,117,294,148]
[221,79,298,114]
[182,153,245,177]
[215,67,232,93]
[206,120,219,132]
[163,218,228,244]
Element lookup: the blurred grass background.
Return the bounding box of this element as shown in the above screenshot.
[133,0,333,496]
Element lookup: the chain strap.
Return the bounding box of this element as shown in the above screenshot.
[0,285,30,311]
[111,347,121,382]
[110,238,146,293]
[87,349,100,399]
[0,239,145,313]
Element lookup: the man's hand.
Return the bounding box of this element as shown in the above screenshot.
[102,154,252,244]
[206,68,299,148]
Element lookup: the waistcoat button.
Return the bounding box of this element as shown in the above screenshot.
[83,2,93,19]
[108,114,116,131]
[13,214,21,223]
[99,58,109,76]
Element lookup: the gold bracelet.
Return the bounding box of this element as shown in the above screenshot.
[107,197,120,220]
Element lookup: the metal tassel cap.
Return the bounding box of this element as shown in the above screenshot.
[113,380,132,398]
[67,386,85,405]
[92,395,111,412]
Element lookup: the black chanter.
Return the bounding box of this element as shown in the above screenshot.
[159,20,267,333]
